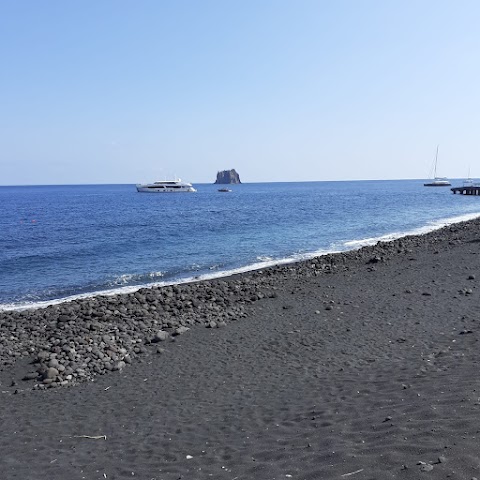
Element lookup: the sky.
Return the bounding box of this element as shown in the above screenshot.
[1,0,480,185]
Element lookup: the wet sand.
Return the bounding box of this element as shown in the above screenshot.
[2,218,480,479]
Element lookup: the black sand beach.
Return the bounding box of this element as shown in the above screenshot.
[2,219,480,479]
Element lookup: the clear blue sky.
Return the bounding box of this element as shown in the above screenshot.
[1,0,479,185]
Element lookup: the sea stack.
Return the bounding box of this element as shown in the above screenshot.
[214,169,241,184]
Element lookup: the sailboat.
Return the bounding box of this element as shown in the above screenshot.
[462,167,478,187]
[424,145,451,186]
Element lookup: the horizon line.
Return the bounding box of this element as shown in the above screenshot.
[0,177,468,187]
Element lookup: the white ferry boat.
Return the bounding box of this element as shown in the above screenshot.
[136,179,197,193]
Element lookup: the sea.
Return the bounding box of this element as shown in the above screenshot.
[1,180,479,311]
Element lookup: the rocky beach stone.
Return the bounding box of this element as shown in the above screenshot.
[174,326,190,336]
[48,359,60,368]
[113,360,126,371]
[45,367,59,379]
[153,330,169,342]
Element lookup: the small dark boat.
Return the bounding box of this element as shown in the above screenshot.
[218,188,232,192]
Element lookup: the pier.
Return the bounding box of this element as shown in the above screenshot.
[451,186,480,196]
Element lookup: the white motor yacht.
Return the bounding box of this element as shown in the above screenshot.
[136,179,197,193]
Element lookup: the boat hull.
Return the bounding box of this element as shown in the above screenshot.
[424,147,450,187]
[136,186,196,192]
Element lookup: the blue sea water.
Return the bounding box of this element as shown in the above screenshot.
[1,180,479,310]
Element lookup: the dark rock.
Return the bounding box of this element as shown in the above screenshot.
[174,326,190,336]
[44,367,59,378]
[37,351,50,360]
[48,359,60,368]
[152,330,169,342]
[113,361,126,371]
[214,169,241,184]
[420,464,434,472]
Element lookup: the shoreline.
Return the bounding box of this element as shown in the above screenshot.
[1,213,480,387]
[3,210,480,313]
[2,213,480,478]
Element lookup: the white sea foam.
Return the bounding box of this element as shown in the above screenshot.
[111,271,164,284]
[2,211,480,312]
[256,255,273,261]
[342,211,480,250]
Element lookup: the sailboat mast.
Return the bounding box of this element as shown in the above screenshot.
[434,145,439,178]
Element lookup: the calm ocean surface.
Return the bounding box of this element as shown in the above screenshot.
[1,180,479,310]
